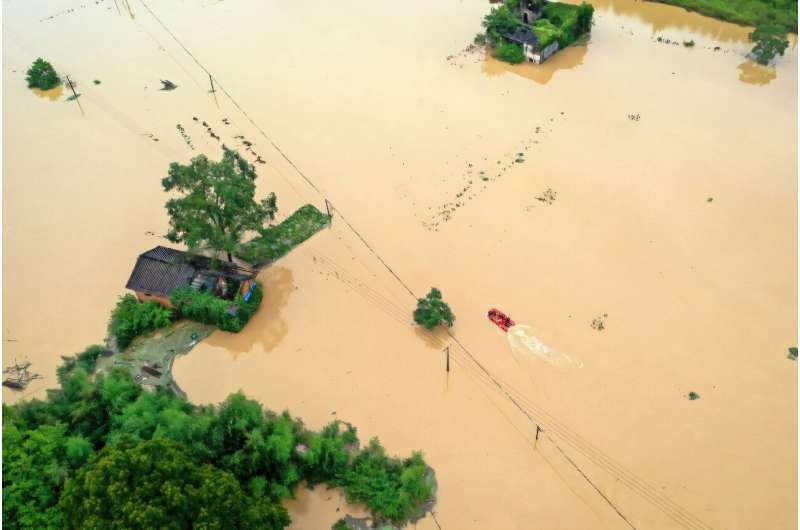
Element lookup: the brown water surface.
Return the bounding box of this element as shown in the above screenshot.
[4,0,796,529]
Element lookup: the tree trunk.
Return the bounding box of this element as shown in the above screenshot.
[227,251,233,262]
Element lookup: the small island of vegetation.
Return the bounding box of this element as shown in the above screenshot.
[25,58,61,90]
[477,0,594,64]
[414,288,456,330]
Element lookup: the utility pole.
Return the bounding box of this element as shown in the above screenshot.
[324,199,334,229]
[535,425,542,448]
[65,75,78,99]
[208,74,216,93]
[444,345,450,373]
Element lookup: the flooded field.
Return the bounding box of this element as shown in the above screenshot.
[3,0,796,529]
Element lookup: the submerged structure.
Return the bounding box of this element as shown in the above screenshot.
[502,27,559,64]
[125,246,257,308]
[484,0,594,64]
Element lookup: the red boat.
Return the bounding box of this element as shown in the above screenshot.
[487,308,515,332]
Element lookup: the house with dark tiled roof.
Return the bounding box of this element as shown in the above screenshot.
[125,246,257,308]
[502,26,559,64]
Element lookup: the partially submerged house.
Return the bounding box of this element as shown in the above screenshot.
[125,246,257,308]
[503,27,559,64]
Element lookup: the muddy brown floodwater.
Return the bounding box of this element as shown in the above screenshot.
[3,0,796,529]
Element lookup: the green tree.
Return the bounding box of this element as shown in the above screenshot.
[300,421,354,486]
[162,148,277,262]
[59,438,290,530]
[341,438,433,525]
[108,294,173,350]
[3,423,92,530]
[483,4,523,44]
[25,58,60,90]
[749,24,789,64]
[413,288,455,330]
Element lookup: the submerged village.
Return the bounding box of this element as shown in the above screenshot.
[3,0,798,529]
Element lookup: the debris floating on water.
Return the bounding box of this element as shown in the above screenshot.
[591,314,608,331]
[3,360,42,390]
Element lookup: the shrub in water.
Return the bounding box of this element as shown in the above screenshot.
[749,24,789,64]
[26,58,61,90]
[413,288,455,330]
[109,295,173,350]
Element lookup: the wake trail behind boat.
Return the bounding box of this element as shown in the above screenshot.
[507,325,583,368]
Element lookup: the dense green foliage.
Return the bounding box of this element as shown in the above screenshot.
[495,41,527,63]
[541,2,594,47]
[56,345,108,383]
[171,281,263,332]
[481,0,594,63]
[532,18,562,47]
[342,439,434,524]
[4,357,435,529]
[25,58,60,90]
[163,147,278,262]
[109,294,173,349]
[483,3,524,44]
[413,288,455,330]
[749,24,790,64]
[237,204,331,266]
[60,438,290,530]
[650,0,796,31]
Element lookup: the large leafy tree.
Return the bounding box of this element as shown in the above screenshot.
[162,148,277,262]
[483,3,523,44]
[413,288,455,330]
[59,438,290,530]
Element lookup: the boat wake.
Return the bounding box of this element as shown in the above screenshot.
[507,325,582,368]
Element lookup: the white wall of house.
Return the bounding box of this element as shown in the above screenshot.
[528,41,559,64]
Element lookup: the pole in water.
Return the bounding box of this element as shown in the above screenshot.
[445,345,450,372]
[535,425,542,441]
[65,75,78,99]
[208,74,215,93]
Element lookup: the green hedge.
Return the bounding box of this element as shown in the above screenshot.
[170,282,263,333]
[237,204,330,266]
[109,295,173,350]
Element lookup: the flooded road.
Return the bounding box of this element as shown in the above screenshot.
[3,0,796,529]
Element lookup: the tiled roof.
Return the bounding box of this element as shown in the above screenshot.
[503,27,540,46]
[125,246,197,297]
